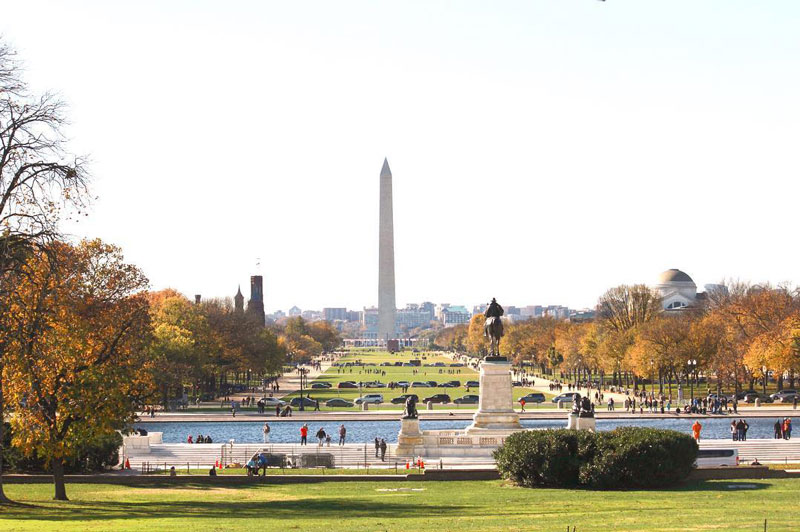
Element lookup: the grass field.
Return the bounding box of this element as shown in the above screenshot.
[283,350,555,411]
[2,479,799,531]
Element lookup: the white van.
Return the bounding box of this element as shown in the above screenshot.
[696,448,739,467]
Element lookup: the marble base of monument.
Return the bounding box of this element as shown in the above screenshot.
[465,358,522,433]
[396,418,424,455]
[566,413,596,431]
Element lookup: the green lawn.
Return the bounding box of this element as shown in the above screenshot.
[286,350,555,411]
[2,479,798,531]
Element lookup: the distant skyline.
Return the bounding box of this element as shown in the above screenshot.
[2,1,799,311]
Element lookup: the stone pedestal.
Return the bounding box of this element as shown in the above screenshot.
[567,413,596,432]
[396,418,424,456]
[466,358,522,433]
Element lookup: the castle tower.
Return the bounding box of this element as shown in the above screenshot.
[378,158,396,341]
[234,286,244,314]
[247,275,265,326]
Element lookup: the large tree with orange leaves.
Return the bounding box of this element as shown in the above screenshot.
[3,240,151,500]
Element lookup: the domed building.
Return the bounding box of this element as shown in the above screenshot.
[655,269,697,310]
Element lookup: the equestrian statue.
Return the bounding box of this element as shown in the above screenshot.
[483,297,505,359]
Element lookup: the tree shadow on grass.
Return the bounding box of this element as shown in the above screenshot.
[4,497,468,523]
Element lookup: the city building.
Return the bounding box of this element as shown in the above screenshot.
[655,269,698,310]
[441,305,471,327]
[246,275,265,326]
[234,286,244,313]
[288,306,302,317]
[323,307,348,321]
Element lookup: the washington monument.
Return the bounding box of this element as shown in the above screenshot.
[378,157,396,341]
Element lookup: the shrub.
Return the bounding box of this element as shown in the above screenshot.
[495,427,697,489]
[493,429,596,487]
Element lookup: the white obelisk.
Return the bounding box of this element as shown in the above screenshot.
[378,158,396,343]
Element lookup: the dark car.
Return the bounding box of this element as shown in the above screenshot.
[422,393,451,404]
[325,398,354,408]
[465,380,480,388]
[311,382,332,389]
[551,392,580,404]
[439,381,461,388]
[454,394,479,404]
[289,397,318,408]
[411,381,431,387]
[519,393,546,404]
[337,381,359,389]
[391,394,419,404]
[426,381,438,387]
[743,392,772,404]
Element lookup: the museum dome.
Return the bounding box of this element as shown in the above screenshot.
[658,269,695,285]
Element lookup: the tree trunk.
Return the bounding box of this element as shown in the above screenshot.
[52,457,68,501]
[0,360,10,504]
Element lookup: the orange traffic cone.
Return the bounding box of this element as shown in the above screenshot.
[420,460,425,469]
[405,461,410,469]
[124,458,131,470]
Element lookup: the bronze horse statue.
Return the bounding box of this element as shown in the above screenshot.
[483,298,504,358]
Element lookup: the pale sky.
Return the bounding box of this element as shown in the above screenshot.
[2,1,799,312]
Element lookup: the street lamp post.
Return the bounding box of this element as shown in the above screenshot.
[687,359,697,402]
[762,365,767,396]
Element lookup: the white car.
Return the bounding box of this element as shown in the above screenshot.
[354,394,383,405]
[770,390,799,403]
[259,397,286,407]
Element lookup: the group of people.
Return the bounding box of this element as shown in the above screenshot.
[187,433,213,444]
[774,418,793,439]
[730,419,750,441]
[298,423,347,446]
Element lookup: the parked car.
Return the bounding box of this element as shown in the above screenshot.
[519,393,546,404]
[426,381,438,387]
[325,398,354,408]
[770,390,799,402]
[391,394,419,405]
[337,381,359,389]
[260,397,286,407]
[742,392,772,404]
[450,363,465,367]
[465,380,480,388]
[311,382,331,389]
[512,381,524,387]
[432,362,446,367]
[380,362,393,366]
[396,381,410,387]
[439,381,461,388]
[422,393,451,404]
[289,396,318,408]
[551,392,580,404]
[354,394,384,405]
[454,394,479,404]
[365,381,386,388]
[411,381,431,387]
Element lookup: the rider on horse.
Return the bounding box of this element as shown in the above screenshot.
[484,298,505,356]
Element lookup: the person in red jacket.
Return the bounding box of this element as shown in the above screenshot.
[300,423,308,445]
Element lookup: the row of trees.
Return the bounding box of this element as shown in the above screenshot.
[435,283,800,396]
[0,41,342,502]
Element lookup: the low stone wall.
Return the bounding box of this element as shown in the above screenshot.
[688,466,795,481]
[1,474,414,485]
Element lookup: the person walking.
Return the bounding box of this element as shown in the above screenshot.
[276,404,280,417]
[374,437,380,458]
[379,438,387,461]
[338,424,347,445]
[316,427,326,447]
[774,419,783,439]
[784,418,792,440]
[731,420,738,441]
[520,398,526,413]
[300,424,308,445]
[262,422,271,444]
[692,420,702,441]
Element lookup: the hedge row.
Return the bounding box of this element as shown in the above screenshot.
[494,427,698,489]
